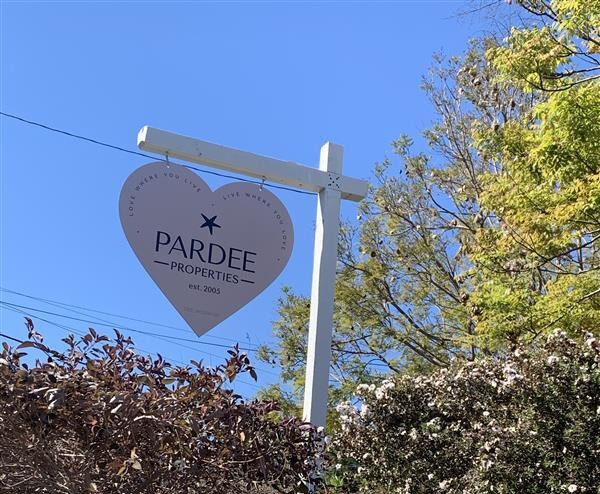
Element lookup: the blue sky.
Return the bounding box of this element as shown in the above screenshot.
[1,1,480,398]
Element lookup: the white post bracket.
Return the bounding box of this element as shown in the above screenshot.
[137,126,368,428]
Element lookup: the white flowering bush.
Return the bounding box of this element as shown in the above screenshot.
[329,331,600,493]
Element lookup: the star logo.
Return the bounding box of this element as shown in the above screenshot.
[200,214,221,235]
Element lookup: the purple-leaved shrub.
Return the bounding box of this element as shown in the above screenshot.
[0,320,322,493]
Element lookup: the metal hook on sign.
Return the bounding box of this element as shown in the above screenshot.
[259,176,265,191]
[165,151,171,169]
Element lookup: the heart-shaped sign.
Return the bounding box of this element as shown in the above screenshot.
[119,162,294,337]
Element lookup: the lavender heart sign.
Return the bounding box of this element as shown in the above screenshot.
[119,162,294,337]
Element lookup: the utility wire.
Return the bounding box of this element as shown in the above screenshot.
[2,299,389,371]
[1,304,185,364]
[0,288,279,375]
[0,111,316,196]
[0,304,264,392]
[1,300,258,352]
[0,300,268,352]
[0,315,170,364]
[0,111,158,161]
[45,301,278,378]
[0,300,281,378]
[0,287,259,346]
[2,304,86,337]
[0,331,27,346]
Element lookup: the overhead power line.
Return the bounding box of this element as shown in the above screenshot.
[0,332,27,346]
[0,287,258,346]
[1,302,267,391]
[0,298,281,379]
[1,304,172,362]
[2,303,86,337]
[0,111,315,196]
[1,300,258,352]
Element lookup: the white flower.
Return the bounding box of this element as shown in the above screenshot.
[335,402,353,414]
[381,379,395,390]
[374,379,395,400]
[356,383,370,394]
[426,417,440,429]
[335,402,358,427]
[568,485,578,493]
[548,328,566,341]
[547,355,559,365]
[584,333,597,348]
[502,363,523,386]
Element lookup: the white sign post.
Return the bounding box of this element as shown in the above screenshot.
[137,126,368,428]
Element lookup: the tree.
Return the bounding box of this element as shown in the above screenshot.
[470,0,600,344]
[259,0,600,407]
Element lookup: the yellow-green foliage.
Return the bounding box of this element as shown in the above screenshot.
[489,26,573,90]
[553,0,600,40]
[470,0,600,346]
[262,0,600,402]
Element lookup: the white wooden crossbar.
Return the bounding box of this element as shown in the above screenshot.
[138,126,367,202]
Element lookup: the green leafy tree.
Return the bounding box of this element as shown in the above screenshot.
[469,0,600,344]
[259,0,600,409]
